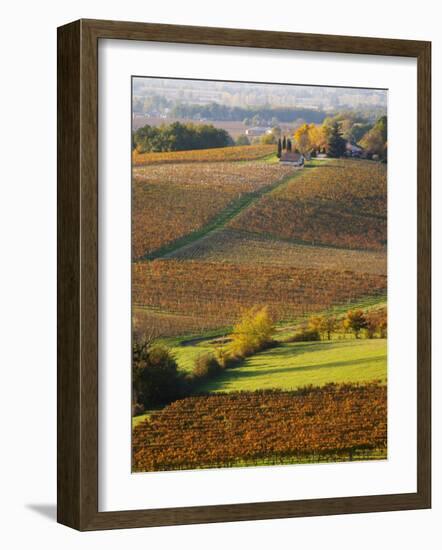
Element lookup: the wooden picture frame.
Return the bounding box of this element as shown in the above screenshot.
[57,18,431,531]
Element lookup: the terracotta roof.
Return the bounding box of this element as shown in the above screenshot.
[280,152,302,161]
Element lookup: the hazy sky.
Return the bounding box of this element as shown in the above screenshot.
[132,76,387,110]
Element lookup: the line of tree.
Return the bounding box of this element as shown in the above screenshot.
[276,135,293,157]
[170,102,327,124]
[132,121,234,153]
[290,115,387,160]
[289,307,387,342]
[190,306,277,383]
[133,93,384,124]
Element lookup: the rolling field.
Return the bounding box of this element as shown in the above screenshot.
[229,160,387,250]
[132,160,295,259]
[133,294,387,341]
[167,227,387,275]
[133,260,387,333]
[132,143,275,166]
[131,150,388,472]
[132,306,219,339]
[132,383,387,471]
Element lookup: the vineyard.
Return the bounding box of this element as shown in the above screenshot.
[273,160,386,216]
[229,160,387,250]
[132,383,387,471]
[133,306,215,339]
[132,161,295,259]
[132,259,387,334]
[132,144,275,166]
[131,151,389,473]
[167,227,387,275]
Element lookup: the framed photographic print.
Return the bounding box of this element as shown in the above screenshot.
[57,19,431,530]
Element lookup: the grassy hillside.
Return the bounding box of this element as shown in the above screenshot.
[196,339,387,393]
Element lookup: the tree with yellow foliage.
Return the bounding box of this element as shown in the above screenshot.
[308,124,328,154]
[308,315,324,334]
[308,314,337,340]
[229,306,275,358]
[343,309,368,339]
[293,123,312,156]
[294,123,328,156]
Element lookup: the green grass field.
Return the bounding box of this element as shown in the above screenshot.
[196,338,387,393]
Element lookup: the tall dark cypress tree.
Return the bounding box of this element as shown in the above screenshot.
[282,136,287,150]
[287,138,292,152]
[277,138,282,158]
[327,122,346,158]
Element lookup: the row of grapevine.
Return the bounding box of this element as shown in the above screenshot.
[132,144,275,165]
[167,228,387,275]
[132,260,387,331]
[230,160,387,250]
[133,383,387,471]
[132,161,294,259]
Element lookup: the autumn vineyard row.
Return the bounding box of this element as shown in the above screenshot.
[132,161,295,259]
[132,383,387,471]
[132,143,275,165]
[168,228,387,275]
[230,160,387,250]
[132,260,387,329]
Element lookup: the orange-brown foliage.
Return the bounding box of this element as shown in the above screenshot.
[132,144,275,166]
[132,260,387,334]
[229,160,387,250]
[132,161,294,259]
[168,228,387,275]
[132,383,387,471]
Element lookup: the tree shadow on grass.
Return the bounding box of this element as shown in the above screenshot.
[258,339,367,361]
[217,355,386,382]
[197,339,386,392]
